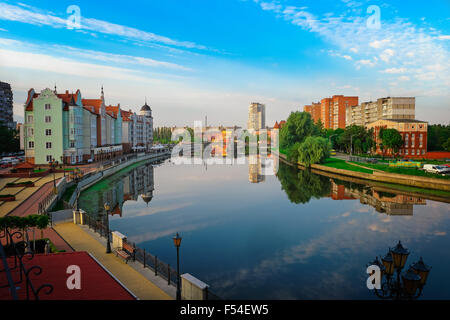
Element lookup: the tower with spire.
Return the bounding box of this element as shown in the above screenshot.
[139,98,152,119]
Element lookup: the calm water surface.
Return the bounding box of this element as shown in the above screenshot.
[79,157,450,299]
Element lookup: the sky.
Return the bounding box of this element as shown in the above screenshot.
[0,0,449,127]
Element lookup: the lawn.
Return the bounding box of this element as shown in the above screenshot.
[321,158,373,174]
[350,162,450,180]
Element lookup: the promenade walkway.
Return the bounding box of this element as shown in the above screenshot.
[0,173,65,217]
[54,222,173,300]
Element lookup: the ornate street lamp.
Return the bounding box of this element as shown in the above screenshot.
[103,202,112,254]
[48,158,59,194]
[369,241,431,300]
[173,232,182,300]
[411,257,432,286]
[391,241,409,269]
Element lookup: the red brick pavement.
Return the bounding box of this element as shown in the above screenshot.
[5,178,74,253]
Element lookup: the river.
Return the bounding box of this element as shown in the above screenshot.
[78,156,450,299]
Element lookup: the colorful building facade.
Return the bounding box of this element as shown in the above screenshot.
[22,87,133,165]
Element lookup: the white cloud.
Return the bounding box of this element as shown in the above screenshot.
[383,67,406,74]
[398,76,410,81]
[379,49,395,62]
[0,3,208,51]
[252,1,450,97]
[369,39,391,49]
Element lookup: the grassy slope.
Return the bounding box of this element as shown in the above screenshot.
[350,162,450,180]
[321,158,373,174]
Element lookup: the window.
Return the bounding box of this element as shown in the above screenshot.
[45,104,51,110]
[46,155,53,162]
[411,134,415,147]
[27,115,33,123]
[70,141,75,148]
[422,149,426,155]
[404,134,409,147]
[45,116,51,123]
[27,128,34,136]
[411,149,415,155]
[405,149,409,155]
[28,141,34,149]
[46,142,52,149]
[45,129,52,136]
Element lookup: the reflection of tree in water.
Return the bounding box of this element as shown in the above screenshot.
[276,163,331,204]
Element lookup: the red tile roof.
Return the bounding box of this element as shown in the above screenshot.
[82,99,103,115]
[121,110,133,122]
[106,105,120,117]
[0,252,136,300]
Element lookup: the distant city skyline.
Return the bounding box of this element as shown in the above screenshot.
[0,0,449,127]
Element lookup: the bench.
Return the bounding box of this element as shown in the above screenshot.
[114,241,135,264]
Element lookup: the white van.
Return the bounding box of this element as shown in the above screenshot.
[423,164,450,175]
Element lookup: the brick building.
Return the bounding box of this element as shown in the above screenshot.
[367,119,428,158]
[304,95,358,129]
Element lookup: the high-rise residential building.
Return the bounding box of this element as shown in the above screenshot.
[247,102,265,131]
[346,97,415,127]
[0,81,14,129]
[367,119,427,158]
[320,98,333,129]
[305,95,358,129]
[331,95,359,129]
[303,102,321,123]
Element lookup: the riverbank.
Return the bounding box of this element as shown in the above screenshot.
[276,152,450,199]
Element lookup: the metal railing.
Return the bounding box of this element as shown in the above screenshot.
[81,211,221,299]
[0,228,54,300]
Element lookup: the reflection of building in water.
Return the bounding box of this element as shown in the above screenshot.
[248,155,265,183]
[329,180,426,215]
[123,164,155,206]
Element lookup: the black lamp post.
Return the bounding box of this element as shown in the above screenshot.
[369,241,431,300]
[49,158,58,194]
[103,202,112,254]
[60,156,65,177]
[173,232,182,300]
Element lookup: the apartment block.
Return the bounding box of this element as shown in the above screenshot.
[346,97,415,127]
[305,95,359,129]
[367,119,427,158]
[248,102,265,131]
[303,102,321,123]
[0,81,14,129]
[331,95,359,129]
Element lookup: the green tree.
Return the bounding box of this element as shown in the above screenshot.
[276,163,331,204]
[339,125,374,154]
[380,128,403,158]
[297,136,331,167]
[279,112,319,150]
[443,137,450,152]
[0,124,20,154]
[428,124,450,151]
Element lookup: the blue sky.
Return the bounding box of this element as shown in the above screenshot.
[0,0,449,126]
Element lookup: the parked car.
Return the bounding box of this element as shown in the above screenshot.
[423,164,450,175]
